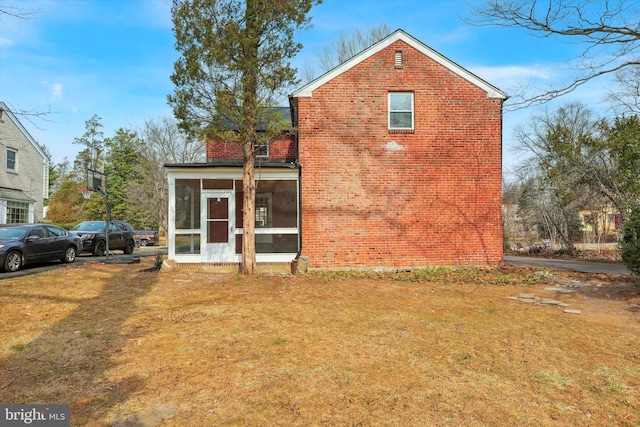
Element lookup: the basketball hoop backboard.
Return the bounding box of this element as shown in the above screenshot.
[87,168,105,193]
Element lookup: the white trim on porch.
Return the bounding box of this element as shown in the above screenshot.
[167,166,299,265]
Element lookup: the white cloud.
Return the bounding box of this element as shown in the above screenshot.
[0,37,14,46]
[50,83,63,101]
[40,80,63,102]
[470,64,553,87]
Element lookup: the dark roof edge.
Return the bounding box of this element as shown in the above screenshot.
[291,29,507,100]
[164,160,299,169]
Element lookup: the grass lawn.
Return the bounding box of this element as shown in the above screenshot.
[1,258,639,426]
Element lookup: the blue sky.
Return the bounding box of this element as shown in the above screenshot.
[1,0,615,174]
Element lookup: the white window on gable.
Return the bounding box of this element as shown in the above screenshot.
[6,148,17,171]
[255,141,269,158]
[388,92,414,130]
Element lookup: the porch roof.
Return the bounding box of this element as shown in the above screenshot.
[0,188,36,203]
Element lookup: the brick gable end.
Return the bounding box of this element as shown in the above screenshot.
[296,40,503,269]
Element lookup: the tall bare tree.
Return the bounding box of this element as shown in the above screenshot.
[468,0,640,109]
[131,117,205,231]
[301,23,392,83]
[142,117,205,164]
[514,101,640,249]
[513,103,598,252]
[610,66,640,114]
[169,0,319,274]
[316,24,392,72]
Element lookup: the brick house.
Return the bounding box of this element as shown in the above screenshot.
[0,102,50,224]
[165,29,507,270]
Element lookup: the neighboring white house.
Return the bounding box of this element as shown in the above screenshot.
[0,102,50,224]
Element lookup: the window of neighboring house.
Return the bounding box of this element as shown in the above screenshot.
[7,201,29,223]
[388,92,414,130]
[6,148,17,171]
[255,141,268,157]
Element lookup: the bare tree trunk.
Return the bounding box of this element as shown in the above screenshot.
[240,0,258,275]
[242,143,257,275]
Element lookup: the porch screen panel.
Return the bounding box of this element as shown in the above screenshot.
[260,180,297,227]
[235,180,297,228]
[207,197,228,243]
[235,233,298,254]
[175,179,201,229]
[175,234,200,254]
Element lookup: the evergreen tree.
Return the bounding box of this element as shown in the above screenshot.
[621,203,640,276]
[72,114,105,178]
[169,0,319,274]
[103,128,145,221]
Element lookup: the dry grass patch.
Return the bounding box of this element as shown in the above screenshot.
[1,260,639,426]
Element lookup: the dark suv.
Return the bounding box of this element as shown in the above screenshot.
[134,230,159,247]
[70,221,135,256]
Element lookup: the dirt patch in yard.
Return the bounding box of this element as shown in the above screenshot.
[1,259,639,426]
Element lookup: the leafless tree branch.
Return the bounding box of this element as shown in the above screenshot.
[1,102,58,131]
[467,0,640,110]
[0,2,40,19]
[301,24,392,84]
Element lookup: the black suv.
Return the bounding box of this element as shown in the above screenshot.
[70,221,135,256]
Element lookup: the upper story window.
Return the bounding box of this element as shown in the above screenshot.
[255,141,268,158]
[6,148,17,171]
[388,92,414,130]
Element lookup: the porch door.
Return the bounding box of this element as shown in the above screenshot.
[202,191,235,262]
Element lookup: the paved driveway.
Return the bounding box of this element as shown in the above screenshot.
[0,248,167,280]
[504,255,632,275]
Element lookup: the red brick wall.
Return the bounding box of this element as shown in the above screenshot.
[207,133,296,161]
[296,40,504,269]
